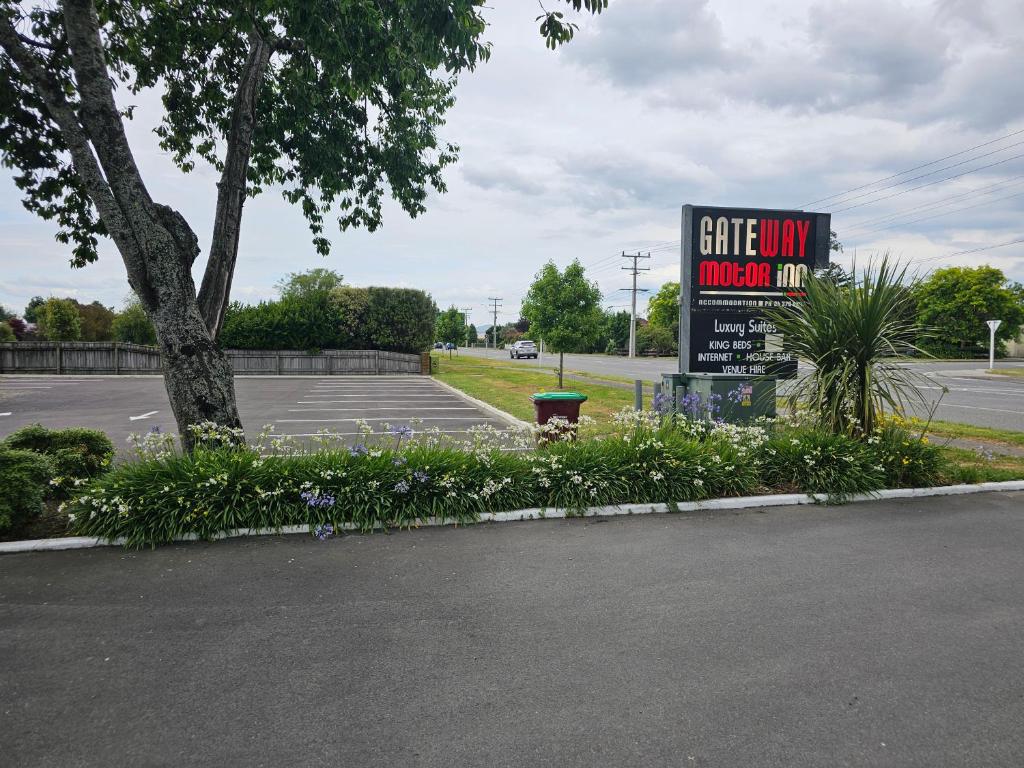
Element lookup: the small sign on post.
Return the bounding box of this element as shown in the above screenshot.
[987,319,1002,370]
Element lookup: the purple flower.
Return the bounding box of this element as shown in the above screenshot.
[412,470,429,483]
[392,456,407,467]
[149,425,161,434]
[389,425,415,438]
[349,443,369,457]
[313,523,335,541]
[652,392,673,416]
[301,491,336,508]
[393,480,411,494]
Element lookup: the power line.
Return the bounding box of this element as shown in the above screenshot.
[844,187,1024,243]
[801,127,1024,208]
[908,236,1024,266]
[819,139,1024,211]
[830,151,1024,215]
[840,174,1024,232]
[620,251,651,358]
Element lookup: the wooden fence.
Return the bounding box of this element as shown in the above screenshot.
[0,342,426,375]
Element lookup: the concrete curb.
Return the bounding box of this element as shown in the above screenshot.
[430,377,532,430]
[2,481,1022,555]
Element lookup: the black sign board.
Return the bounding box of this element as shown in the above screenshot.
[680,205,831,377]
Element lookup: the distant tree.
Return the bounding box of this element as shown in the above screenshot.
[521,260,603,388]
[513,316,530,333]
[76,300,116,341]
[829,230,843,253]
[0,304,12,320]
[465,323,478,346]
[435,306,465,347]
[499,324,524,346]
[601,310,631,353]
[36,298,82,341]
[636,324,676,355]
[914,266,1024,356]
[7,316,27,340]
[0,321,14,342]
[112,299,158,346]
[276,269,346,300]
[23,296,45,324]
[647,281,680,339]
[815,262,852,288]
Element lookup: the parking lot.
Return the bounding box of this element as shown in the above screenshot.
[2,491,1023,767]
[0,375,516,449]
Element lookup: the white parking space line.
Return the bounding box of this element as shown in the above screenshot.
[0,412,11,417]
[310,387,438,392]
[270,429,506,438]
[278,417,504,423]
[0,386,52,389]
[129,410,160,421]
[296,403,464,409]
[288,407,477,413]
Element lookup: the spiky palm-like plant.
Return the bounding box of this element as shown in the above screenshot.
[764,258,934,436]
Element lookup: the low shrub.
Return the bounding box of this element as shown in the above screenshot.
[3,424,114,496]
[0,447,54,534]
[761,428,885,497]
[868,424,945,488]
[61,409,971,548]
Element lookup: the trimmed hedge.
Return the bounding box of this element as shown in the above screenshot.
[0,448,53,534]
[3,423,113,497]
[219,286,436,354]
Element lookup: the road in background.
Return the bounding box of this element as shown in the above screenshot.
[2,491,1023,767]
[460,347,1024,431]
[0,375,511,449]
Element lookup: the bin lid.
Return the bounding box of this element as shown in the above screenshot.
[531,391,588,402]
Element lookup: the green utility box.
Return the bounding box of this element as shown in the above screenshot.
[661,373,776,424]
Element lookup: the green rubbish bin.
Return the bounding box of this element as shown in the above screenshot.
[682,373,776,424]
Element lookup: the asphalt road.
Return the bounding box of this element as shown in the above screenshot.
[0,375,511,449]
[462,347,1024,431]
[2,491,1022,767]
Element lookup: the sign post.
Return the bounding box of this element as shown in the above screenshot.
[674,205,831,421]
[987,319,1002,370]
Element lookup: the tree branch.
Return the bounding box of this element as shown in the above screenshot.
[197,29,273,338]
[0,15,137,265]
[61,0,199,281]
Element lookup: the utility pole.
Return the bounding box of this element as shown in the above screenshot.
[488,297,503,350]
[460,306,473,347]
[621,251,651,357]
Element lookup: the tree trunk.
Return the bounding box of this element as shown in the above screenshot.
[59,2,242,451]
[558,351,564,389]
[146,242,242,453]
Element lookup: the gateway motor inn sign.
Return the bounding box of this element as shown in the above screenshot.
[679,205,832,378]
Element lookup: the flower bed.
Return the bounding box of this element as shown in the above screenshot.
[61,410,954,548]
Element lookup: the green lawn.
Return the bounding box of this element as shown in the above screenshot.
[987,367,1024,378]
[432,353,634,425]
[937,447,1024,483]
[925,419,1024,449]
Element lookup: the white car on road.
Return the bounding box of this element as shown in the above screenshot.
[509,340,538,359]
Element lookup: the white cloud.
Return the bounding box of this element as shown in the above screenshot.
[1,0,1022,326]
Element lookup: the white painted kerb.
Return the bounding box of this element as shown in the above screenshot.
[2,481,1021,554]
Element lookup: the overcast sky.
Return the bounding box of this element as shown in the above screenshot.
[2,0,1023,327]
